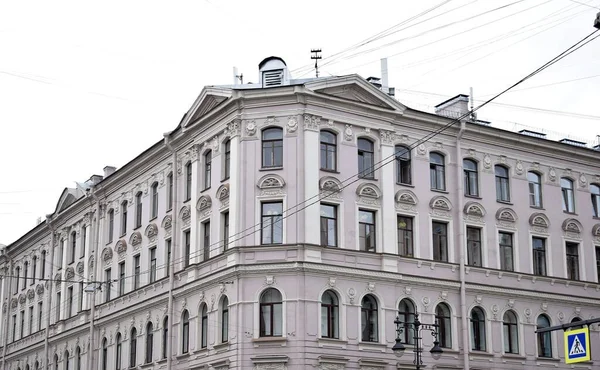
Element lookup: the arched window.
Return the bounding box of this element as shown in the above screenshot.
[470,307,486,351]
[115,332,122,370]
[167,172,174,210]
[320,131,337,171]
[185,162,192,201]
[395,145,411,185]
[200,304,208,348]
[361,295,378,342]
[495,165,510,202]
[101,337,108,370]
[145,322,153,364]
[527,172,543,207]
[223,140,231,180]
[14,266,20,293]
[321,290,339,339]
[261,128,283,168]
[121,201,128,236]
[221,297,229,343]
[430,153,446,191]
[135,192,143,228]
[162,317,169,359]
[398,299,416,345]
[70,231,76,264]
[107,209,115,243]
[35,362,39,370]
[570,316,583,329]
[463,159,479,196]
[181,310,189,354]
[591,184,600,217]
[54,354,59,370]
[435,303,452,348]
[537,314,552,358]
[204,150,212,190]
[357,138,374,179]
[40,250,46,279]
[259,288,283,337]
[23,261,29,289]
[502,311,519,354]
[64,350,69,370]
[151,182,159,219]
[75,346,81,370]
[561,177,575,213]
[130,327,137,368]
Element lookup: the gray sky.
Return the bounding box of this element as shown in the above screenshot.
[1,0,599,244]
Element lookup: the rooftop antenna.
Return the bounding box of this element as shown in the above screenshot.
[469,86,477,121]
[311,49,322,78]
[233,67,243,85]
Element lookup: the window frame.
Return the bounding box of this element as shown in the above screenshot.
[202,220,210,261]
[183,230,191,268]
[69,231,76,264]
[118,261,125,296]
[204,150,212,190]
[130,327,137,368]
[200,304,208,348]
[503,310,519,354]
[395,145,412,185]
[108,209,115,243]
[149,247,157,283]
[532,236,547,276]
[470,307,486,351]
[357,138,375,179]
[115,332,122,370]
[435,303,452,348]
[591,184,600,217]
[432,221,448,262]
[463,159,479,197]
[321,290,339,339]
[162,317,169,359]
[181,310,190,354]
[430,152,446,191]
[102,338,108,370]
[221,297,229,343]
[151,182,159,219]
[397,215,414,257]
[261,127,284,168]
[536,315,552,358]
[360,295,379,342]
[133,254,140,289]
[261,201,284,245]
[120,201,128,236]
[561,177,575,213]
[495,165,510,202]
[259,288,283,337]
[167,172,173,210]
[223,139,231,180]
[135,191,143,229]
[145,322,153,364]
[398,299,416,345]
[358,209,376,252]
[320,203,338,247]
[565,242,580,280]
[185,162,192,201]
[320,130,337,171]
[499,232,514,271]
[527,171,543,208]
[466,226,482,267]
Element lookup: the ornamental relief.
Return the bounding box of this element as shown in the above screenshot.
[592,224,600,243]
[197,195,212,212]
[529,212,550,231]
[302,114,320,132]
[216,184,230,203]
[145,223,158,242]
[562,218,583,239]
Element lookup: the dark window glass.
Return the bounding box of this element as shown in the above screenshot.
[135,192,142,228]
[223,140,231,180]
[56,292,61,321]
[499,232,514,271]
[145,322,153,363]
[359,210,376,252]
[202,221,210,261]
[561,178,575,213]
[181,310,189,353]
[435,303,452,348]
[130,328,137,368]
[361,295,378,342]
[259,288,283,337]
[166,239,172,276]
[115,333,122,370]
[167,173,173,210]
[261,128,283,168]
[221,297,229,343]
[470,307,486,351]
[467,227,482,266]
[133,255,140,289]
[185,162,192,201]
[395,146,411,185]
[495,165,510,202]
[261,202,283,245]
[151,183,158,219]
[105,269,111,302]
[320,204,337,247]
[32,256,37,285]
[503,311,519,354]
[432,222,448,262]
[67,286,73,318]
[70,232,76,264]
[162,317,168,359]
[108,210,114,243]
[398,299,415,344]
[397,216,413,257]
[102,338,108,370]
[223,212,230,251]
[149,248,156,283]
[320,131,337,171]
[118,262,125,296]
[121,202,128,236]
[528,172,542,207]
[201,305,208,348]
[537,315,552,357]
[596,246,600,283]
[41,251,46,279]
[321,290,339,339]
[566,242,579,280]
[357,138,374,179]
[463,159,479,196]
[430,153,446,191]
[592,184,600,217]
[184,230,191,268]
[81,226,86,258]
[532,237,547,276]
[204,150,212,190]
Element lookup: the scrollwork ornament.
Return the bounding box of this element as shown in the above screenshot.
[483,153,492,169]
[245,120,256,136]
[343,124,353,141]
[287,116,298,133]
[515,160,524,175]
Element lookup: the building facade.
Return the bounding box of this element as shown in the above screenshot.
[1,57,600,370]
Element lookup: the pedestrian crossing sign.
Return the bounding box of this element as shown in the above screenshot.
[564,327,590,364]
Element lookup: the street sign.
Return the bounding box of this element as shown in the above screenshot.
[564,327,591,364]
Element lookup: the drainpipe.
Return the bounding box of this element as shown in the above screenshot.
[44,216,56,370]
[164,133,178,370]
[1,255,14,370]
[456,120,469,370]
[87,187,102,370]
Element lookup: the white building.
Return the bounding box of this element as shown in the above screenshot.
[1,56,600,370]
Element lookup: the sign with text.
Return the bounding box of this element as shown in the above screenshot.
[564,327,590,364]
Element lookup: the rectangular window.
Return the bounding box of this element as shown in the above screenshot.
[166,239,172,276]
[184,230,191,268]
[223,140,231,180]
[78,281,84,312]
[37,302,43,331]
[204,151,212,190]
[397,216,413,257]
[149,247,157,283]
[202,221,210,261]
[358,210,376,252]
[67,286,73,318]
[135,193,143,228]
[320,204,338,247]
[70,234,76,264]
[566,242,579,280]
[118,262,125,296]
[261,202,283,245]
[108,210,114,243]
[134,255,140,289]
[121,203,128,236]
[499,232,514,271]
[12,315,16,342]
[56,292,61,322]
[167,173,173,210]
[105,269,111,302]
[432,222,448,262]
[596,246,600,283]
[58,242,64,269]
[223,212,230,251]
[28,306,33,336]
[532,237,547,276]
[151,184,158,219]
[81,226,87,257]
[20,310,24,339]
[467,227,482,266]
[185,162,192,201]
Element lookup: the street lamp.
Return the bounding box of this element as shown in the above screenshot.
[392,312,443,369]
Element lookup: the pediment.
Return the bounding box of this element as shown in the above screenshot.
[181,87,232,128]
[54,188,83,214]
[305,75,406,112]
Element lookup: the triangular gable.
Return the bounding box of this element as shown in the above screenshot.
[304,75,407,112]
[54,188,82,214]
[181,87,232,128]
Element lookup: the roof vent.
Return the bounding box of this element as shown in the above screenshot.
[435,94,470,119]
[559,138,587,147]
[258,56,290,87]
[518,129,546,139]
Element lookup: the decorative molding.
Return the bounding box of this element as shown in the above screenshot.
[395,189,418,212]
[482,153,492,170]
[257,174,286,196]
[196,195,212,212]
[129,231,142,247]
[592,224,600,243]
[579,173,588,188]
[562,218,583,237]
[548,167,557,182]
[496,207,517,223]
[179,205,191,227]
[161,215,172,230]
[145,223,158,243]
[102,247,113,263]
[379,129,395,145]
[515,160,524,175]
[464,201,486,224]
[64,266,75,280]
[77,261,84,274]
[115,239,127,255]
[319,176,343,200]
[356,183,381,199]
[529,212,550,232]
[343,125,353,141]
[302,114,320,132]
[225,119,241,138]
[216,184,230,204]
[245,120,257,136]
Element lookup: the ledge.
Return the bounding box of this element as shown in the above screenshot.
[501,353,526,360]
[358,341,388,352]
[431,188,449,194]
[212,341,230,352]
[155,358,167,364]
[140,362,154,369]
[259,166,283,171]
[251,354,289,365]
[320,168,340,174]
[317,337,348,348]
[396,182,415,187]
[175,353,190,360]
[469,350,494,358]
[536,357,560,362]
[252,336,287,347]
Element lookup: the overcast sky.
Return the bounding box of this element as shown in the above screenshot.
[1,0,599,244]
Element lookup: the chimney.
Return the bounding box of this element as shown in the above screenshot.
[381,58,389,95]
[435,94,470,119]
[89,175,104,184]
[104,166,116,178]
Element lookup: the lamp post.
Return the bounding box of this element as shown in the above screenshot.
[392,312,443,369]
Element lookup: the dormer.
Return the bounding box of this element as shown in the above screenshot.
[259,56,291,87]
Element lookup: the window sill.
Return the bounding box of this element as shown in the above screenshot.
[140,362,154,368]
[320,168,340,174]
[529,205,545,210]
[120,233,127,238]
[469,350,493,357]
[501,353,526,359]
[496,200,513,205]
[430,188,449,194]
[358,176,377,181]
[201,187,211,193]
[156,358,167,364]
[252,336,287,343]
[220,177,230,183]
[465,194,482,199]
[175,353,190,360]
[260,166,283,171]
[563,211,578,216]
[396,182,414,187]
[536,357,560,362]
[358,341,388,352]
[317,337,348,346]
[439,348,459,354]
[149,216,157,222]
[133,226,141,231]
[213,342,230,351]
[183,199,190,204]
